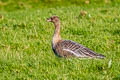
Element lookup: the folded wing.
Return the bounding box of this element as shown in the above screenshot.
[61,40,105,59]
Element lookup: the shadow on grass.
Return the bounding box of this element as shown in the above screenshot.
[13,23,26,29]
[101,29,120,36]
[112,30,120,35]
[113,74,120,80]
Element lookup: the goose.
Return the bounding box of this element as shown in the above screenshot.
[47,16,105,59]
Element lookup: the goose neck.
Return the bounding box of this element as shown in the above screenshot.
[52,22,61,46]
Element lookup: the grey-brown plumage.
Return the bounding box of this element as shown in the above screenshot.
[47,16,105,59]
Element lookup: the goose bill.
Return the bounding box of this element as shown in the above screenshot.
[47,18,52,22]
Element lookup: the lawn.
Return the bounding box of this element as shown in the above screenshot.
[0,1,120,80]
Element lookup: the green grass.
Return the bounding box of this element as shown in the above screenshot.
[0,0,120,11]
[0,4,120,80]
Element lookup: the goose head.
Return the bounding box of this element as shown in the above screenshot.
[47,16,60,24]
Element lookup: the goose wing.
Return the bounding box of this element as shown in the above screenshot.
[61,40,105,59]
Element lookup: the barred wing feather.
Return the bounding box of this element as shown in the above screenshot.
[62,40,105,59]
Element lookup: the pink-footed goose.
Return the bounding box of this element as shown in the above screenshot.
[47,16,105,59]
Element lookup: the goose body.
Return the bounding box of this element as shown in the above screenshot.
[47,16,105,59]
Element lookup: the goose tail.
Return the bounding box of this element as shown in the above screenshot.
[96,53,105,59]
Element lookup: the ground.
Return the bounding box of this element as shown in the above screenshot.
[0,1,120,80]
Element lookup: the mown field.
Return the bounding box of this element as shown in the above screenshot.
[0,1,120,80]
